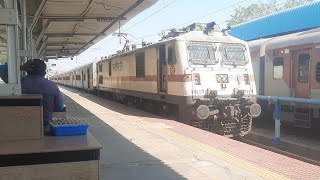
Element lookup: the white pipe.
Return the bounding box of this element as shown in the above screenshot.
[22,0,27,60]
[5,0,18,84]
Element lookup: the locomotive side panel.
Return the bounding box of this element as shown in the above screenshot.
[97,48,158,94]
[168,41,193,98]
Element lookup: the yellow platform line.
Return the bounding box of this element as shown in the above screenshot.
[124,115,288,180]
[159,128,288,180]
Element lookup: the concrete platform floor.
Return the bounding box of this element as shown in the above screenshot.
[60,86,320,180]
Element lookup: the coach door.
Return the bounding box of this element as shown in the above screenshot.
[81,70,84,89]
[87,68,90,89]
[73,71,76,86]
[294,51,310,98]
[158,44,167,93]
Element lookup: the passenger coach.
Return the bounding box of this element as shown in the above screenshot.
[249,27,320,128]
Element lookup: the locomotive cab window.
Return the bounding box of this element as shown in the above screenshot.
[168,47,176,65]
[273,57,284,79]
[188,42,217,65]
[135,52,145,78]
[98,64,103,72]
[298,54,310,83]
[219,44,247,66]
[316,62,320,82]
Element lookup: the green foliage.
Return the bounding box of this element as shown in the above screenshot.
[0,53,7,64]
[226,0,316,26]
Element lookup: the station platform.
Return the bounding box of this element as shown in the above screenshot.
[60,86,320,180]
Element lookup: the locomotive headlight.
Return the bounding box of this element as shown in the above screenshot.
[249,103,261,118]
[193,73,201,85]
[196,105,210,119]
[216,74,229,83]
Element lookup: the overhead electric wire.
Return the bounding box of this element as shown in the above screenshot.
[123,0,178,32]
[77,0,178,61]
[132,0,291,41]
[75,0,291,66]
[129,0,251,41]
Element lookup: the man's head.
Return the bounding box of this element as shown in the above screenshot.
[21,59,46,76]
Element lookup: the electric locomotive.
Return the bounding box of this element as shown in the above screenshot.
[95,22,261,137]
[52,22,261,137]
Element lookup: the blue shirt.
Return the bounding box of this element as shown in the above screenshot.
[21,75,64,125]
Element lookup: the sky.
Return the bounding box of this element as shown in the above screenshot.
[47,0,286,74]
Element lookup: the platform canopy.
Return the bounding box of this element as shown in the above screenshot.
[0,0,158,59]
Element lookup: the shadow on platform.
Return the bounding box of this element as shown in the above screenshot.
[61,88,186,180]
[61,86,175,121]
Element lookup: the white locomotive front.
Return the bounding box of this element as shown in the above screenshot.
[167,23,261,136]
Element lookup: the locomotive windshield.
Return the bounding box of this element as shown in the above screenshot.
[219,44,247,66]
[187,43,217,65]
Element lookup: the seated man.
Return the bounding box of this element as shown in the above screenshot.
[20,59,65,132]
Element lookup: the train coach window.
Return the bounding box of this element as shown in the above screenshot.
[273,57,284,79]
[316,63,320,82]
[83,74,86,81]
[168,47,176,65]
[136,52,145,78]
[109,61,112,76]
[99,64,103,72]
[98,75,103,84]
[298,54,310,83]
[76,75,81,80]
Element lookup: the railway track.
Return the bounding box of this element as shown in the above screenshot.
[237,135,320,167]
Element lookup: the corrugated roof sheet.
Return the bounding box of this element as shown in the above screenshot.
[229,1,320,41]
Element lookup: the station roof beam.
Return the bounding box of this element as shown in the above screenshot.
[0,0,159,60]
[37,0,158,60]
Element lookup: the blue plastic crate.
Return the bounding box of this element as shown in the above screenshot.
[49,118,89,136]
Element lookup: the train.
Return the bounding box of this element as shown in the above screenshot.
[249,27,320,128]
[51,22,261,137]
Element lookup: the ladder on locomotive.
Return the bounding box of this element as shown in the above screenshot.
[293,106,311,128]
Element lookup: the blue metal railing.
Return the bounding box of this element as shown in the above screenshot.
[257,95,320,104]
[256,95,320,145]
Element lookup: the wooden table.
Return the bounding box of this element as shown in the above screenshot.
[0,133,102,179]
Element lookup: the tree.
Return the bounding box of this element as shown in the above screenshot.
[0,53,7,64]
[226,0,316,26]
